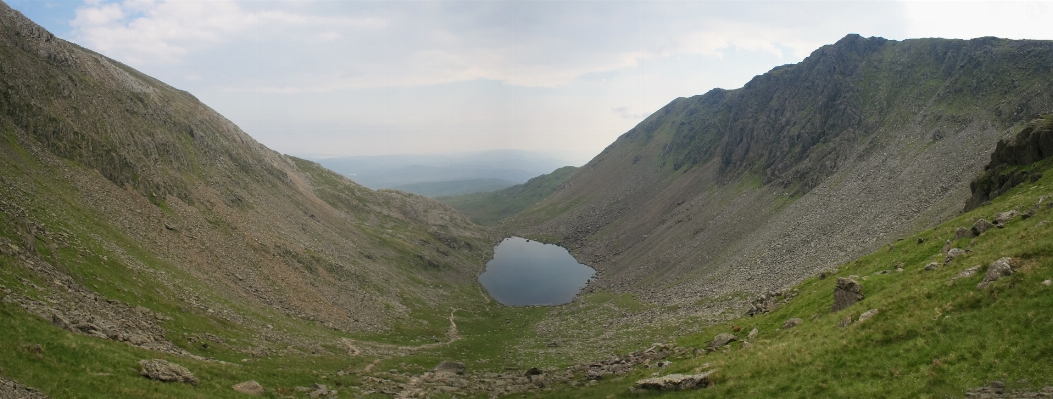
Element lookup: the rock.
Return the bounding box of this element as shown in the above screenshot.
[1038,221,1050,227]
[972,219,994,235]
[832,277,864,312]
[51,312,70,330]
[952,265,982,281]
[857,309,879,322]
[994,210,1019,224]
[138,359,198,385]
[741,341,751,348]
[524,367,542,376]
[1022,206,1038,220]
[978,257,1013,290]
[917,237,924,244]
[0,376,49,399]
[432,360,465,375]
[945,248,966,264]
[924,262,940,271]
[1043,280,1052,286]
[837,315,852,328]
[747,328,758,340]
[708,333,736,350]
[633,372,712,391]
[232,380,264,394]
[781,318,803,330]
[586,369,604,380]
[941,240,951,255]
[308,383,328,398]
[955,227,973,240]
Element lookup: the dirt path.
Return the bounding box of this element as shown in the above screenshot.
[343,308,460,371]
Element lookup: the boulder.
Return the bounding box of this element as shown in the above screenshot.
[708,333,736,350]
[1042,280,1051,286]
[781,318,803,330]
[944,248,966,264]
[432,360,465,375]
[924,262,940,271]
[747,328,758,341]
[978,257,1013,290]
[138,359,198,385]
[994,210,1019,224]
[955,227,973,240]
[832,278,864,312]
[633,372,712,391]
[972,219,994,235]
[857,309,879,323]
[232,380,265,395]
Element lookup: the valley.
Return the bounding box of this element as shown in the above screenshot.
[2,1,1053,397]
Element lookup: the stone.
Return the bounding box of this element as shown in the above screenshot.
[941,240,951,255]
[1038,221,1050,227]
[857,309,879,322]
[837,315,853,328]
[1022,206,1038,220]
[747,328,758,340]
[924,262,940,271]
[432,360,466,375]
[781,318,803,330]
[945,248,966,264]
[1043,280,1052,286]
[308,383,328,398]
[955,227,973,240]
[994,210,1019,224]
[524,367,542,376]
[51,312,70,330]
[832,277,864,312]
[917,237,924,244]
[708,333,736,350]
[232,380,264,395]
[632,372,712,391]
[978,257,1013,290]
[952,265,982,281]
[138,359,198,385]
[972,218,994,235]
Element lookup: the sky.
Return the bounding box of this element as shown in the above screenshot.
[7,1,1053,164]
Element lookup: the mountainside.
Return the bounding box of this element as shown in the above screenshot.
[439,166,578,225]
[0,0,491,343]
[502,35,1053,309]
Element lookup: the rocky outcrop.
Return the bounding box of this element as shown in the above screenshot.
[138,359,198,385]
[0,377,49,399]
[832,278,864,312]
[966,114,1053,211]
[708,333,737,350]
[632,372,712,391]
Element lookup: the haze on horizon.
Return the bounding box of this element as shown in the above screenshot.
[9,0,1053,164]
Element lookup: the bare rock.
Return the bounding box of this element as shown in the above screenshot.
[138,359,198,385]
[232,380,264,395]
[857,309,879,323]
[832,277,863,312]
[0,376,50,399]
[955,227,973,240]
[781,318,803,330]
[978,257,1013,290]
[944,248,966,264]
[432,360,465,375]
[924,262,940,271]
[633,372,712,391]
[747,328,758,340]
[708,333,736,350]
[972,219,994,235]
[837,315,853,328]
[1043,280,1051,286]
[952,265,982,281]
[994,210,1019,224]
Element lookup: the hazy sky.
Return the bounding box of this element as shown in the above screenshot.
[8,1,1053,163]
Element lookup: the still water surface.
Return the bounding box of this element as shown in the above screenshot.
[478,237,595,306]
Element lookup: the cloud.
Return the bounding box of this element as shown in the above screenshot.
[612,106,648,120]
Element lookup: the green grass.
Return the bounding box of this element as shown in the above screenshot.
[438,166,578,225]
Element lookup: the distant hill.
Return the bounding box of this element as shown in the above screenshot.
[391,178,518,197]
[439,166,578,225]
[314,150,577,189]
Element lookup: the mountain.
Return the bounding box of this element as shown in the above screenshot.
[501,35,1053,308]
[439,166,578,225]
[391,178,518,197]
[0,0,491,354]
[314,150,576,189]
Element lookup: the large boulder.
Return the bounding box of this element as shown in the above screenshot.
[138,359,198,385]
[432,360,466,375]
[633,372,712,391]
[955,227,974,240]
[978,257,1013,290]
[832,278,864,312]
[972,219,994,235]
[708,333,736,350]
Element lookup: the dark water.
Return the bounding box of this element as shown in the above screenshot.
[479,237,596,306]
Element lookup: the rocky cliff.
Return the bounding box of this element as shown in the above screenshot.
[502,35,1053,309]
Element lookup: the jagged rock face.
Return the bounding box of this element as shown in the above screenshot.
[0,0,491,335]
[966,115,1053,211]
[503,35,1053,311]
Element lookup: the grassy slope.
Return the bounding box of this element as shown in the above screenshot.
[438,166,578,225]
[391,178,518,197]
[534,163,1053,398]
